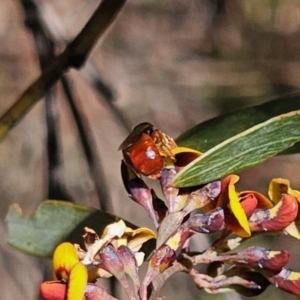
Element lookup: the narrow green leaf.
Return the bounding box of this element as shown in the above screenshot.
[173,111,300,187]
[176,95,300,155]
[5,200,135,257]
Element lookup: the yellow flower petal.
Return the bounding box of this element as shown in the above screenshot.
[268,178,300,203]
[134,252,145,266]
[101,219,126,239]
[53,242,79,280]
[88,266,112,280]
[127,227,156,252]
[67,262,88,300]
[124,226,134,234]
[171,147,202,168]
[228,182,251,237]
[52,242,87,300]
[217,174,240,207]
[171,147,202,156]
[114,236,128,248]
[284,221,300,239]
[165,231,181,250]
[130,227,156,238]
[216,175,251,236]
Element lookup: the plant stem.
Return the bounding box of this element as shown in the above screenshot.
[0,0,127,142]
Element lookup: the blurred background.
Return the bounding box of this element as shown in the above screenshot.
[1,0,300,299]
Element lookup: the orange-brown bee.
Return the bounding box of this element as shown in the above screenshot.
[119,123,177,179]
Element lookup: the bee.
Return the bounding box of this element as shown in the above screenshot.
[119,123,177,179]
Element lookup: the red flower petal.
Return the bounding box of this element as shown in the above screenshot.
[249,194,298,232]
[236,246,289,272]
[240,193,258,217]
[40,281,66,300]
[270,268,300,295]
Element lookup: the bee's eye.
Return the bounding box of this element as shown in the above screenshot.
[133,122,154,136]
[145,127,153,135]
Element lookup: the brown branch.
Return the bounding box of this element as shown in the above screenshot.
[0,0,127,142]
[20,0,72,201]
[60,76,111,210]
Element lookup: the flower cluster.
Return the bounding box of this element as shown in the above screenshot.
[40,123,300,300]
[40,220,155,300]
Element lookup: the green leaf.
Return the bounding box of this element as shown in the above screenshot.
[173,111,300,187]
[5,200,136,257]
[176,95,300,155]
